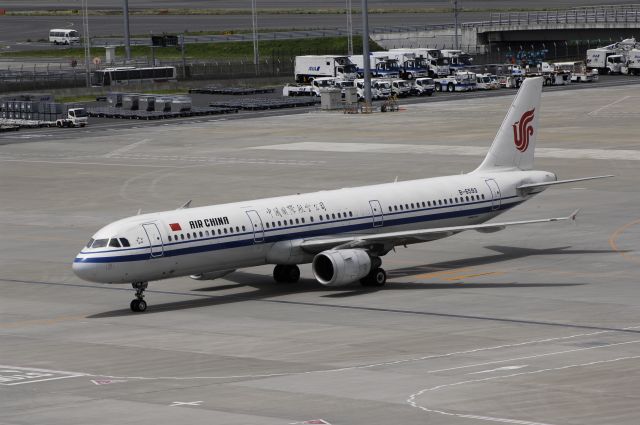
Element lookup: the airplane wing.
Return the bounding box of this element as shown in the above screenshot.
[517,175,613,194]
[299,209,580,253]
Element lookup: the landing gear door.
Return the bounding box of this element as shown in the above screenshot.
[369,200,384,228]
[246,210,264,243]
[142,223,164,258]
[485,179,502,211]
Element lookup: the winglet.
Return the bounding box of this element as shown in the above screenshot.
[569,208,580,221]
[179,200,192,209]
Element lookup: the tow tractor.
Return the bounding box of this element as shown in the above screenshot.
[56,108,88,127]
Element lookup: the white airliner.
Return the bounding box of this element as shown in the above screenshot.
[73,77,611,312]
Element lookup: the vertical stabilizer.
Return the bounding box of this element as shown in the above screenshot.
[473,77,543,172]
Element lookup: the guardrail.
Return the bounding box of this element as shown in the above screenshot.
[371,4,640,34]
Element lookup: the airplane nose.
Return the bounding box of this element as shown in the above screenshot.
[72,257,100,282]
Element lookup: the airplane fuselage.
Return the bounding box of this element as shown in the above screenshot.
[73,169,555,284]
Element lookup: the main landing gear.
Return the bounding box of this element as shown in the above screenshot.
[273,265,300,283]
[130,282,148,312]
[360,267,387,287]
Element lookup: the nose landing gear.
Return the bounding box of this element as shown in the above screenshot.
[130,282,148,312]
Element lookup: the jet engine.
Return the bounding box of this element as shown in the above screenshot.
[312,249,373,286]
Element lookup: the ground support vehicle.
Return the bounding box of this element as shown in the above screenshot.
[623,49,640,75]
[390,79,411,97]
[434,71,476,92]
[475,73,499,90]
[410,78,435,96]
[56,108,88,127]
[349,55,401,79]
[586,39,637,74]
[294,56,358,83]
[49,28,80,45]
[554,61,598,82]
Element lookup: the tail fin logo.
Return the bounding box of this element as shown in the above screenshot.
[512,108,535,152]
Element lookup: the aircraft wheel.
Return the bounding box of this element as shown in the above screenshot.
[286,265,300,283]
[360,267,387,287]
[130,299,148,312]
[273,265,286,282]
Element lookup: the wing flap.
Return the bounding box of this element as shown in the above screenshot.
[517,175,613,194]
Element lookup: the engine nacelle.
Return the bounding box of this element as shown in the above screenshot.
[189,269,236,281]
[312,249,372,286]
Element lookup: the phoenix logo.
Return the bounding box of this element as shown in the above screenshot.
[512,108,535,152]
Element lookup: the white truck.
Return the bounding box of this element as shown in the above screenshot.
[384,50,429,79]
[586,49,624,74]
[55,108,88,127]
[390,79,411,97]
[390,48,450,77]
[440,49,474,73]
[434,71,476,92]
[475,73,498,90]
[623,49,640,75]
[349,55,401,79]
[353,78,391,100]
[410,77,435,96]
[294,55,358,83]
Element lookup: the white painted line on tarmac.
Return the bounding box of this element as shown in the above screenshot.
[250,141,640,161]
[468,365,528,375]
[588,95,631,116]
[0,365,86,386]
[103,138,151,158]
[407,354,640,425]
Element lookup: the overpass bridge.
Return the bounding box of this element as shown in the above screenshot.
[372,4,640,53]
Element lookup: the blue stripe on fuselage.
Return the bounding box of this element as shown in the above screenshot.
[75,198,521,264]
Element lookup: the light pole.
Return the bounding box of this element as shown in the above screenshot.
[452,0,460,50]
[252,0,259,73]
[123,0,131,62]
[346,0,353,55]
[361,0,372,107]
[81,0,91,87]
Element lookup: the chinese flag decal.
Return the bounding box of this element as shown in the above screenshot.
[169,223,182,231]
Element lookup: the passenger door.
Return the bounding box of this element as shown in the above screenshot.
[369,200,384,228]
[484,179,502,211]
[142,223,164,258]
[246,210,264,243]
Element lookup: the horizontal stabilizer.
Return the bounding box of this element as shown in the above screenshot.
[517,175,613,194]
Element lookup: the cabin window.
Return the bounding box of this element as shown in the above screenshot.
[337,213,341,219]
[411,203,414,209]
[301,218,305,223]
[91,239,108,248]
[193,232,197,238]
[438,200,442,205]
[326,214,330,220]
[394,205,398,211]
[389,206,392,212]
[223,228,228,234]
[422,202,426,207]
[236,226,240,232]
[482,194,485,199]
[86,238,94,248]
[405,204,409,209]
[449,198,453,204]
[266,222,270,228]
[109,238,121,248]
[180,234,185,240]
[229,227,234,234]
[319,215,323,221]
[349,211,353,217]
[466,196,470,202]
[278,221,282,226]
[199,231,203,237]
[168,235,172,241]
[427,201,431,207]
[187,233,191,239]
[242,225,246,231]
[310,216,314,222]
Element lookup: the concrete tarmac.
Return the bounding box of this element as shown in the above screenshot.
[1,83,639,424]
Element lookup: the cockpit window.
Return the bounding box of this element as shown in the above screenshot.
[86,238,95,248]
[91,239,108,248]
[109,238,121,248]
[119,238,130,247]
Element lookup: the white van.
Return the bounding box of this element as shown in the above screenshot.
[49,29,80,45]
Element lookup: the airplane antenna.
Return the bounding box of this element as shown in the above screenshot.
[136,208,142,215]
[394,176,398,183]
[179,200,192,209]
